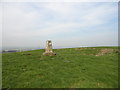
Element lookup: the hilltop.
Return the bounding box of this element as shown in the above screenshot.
[2,47,118,88]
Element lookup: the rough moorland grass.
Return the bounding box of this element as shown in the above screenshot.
[2,47,118,88]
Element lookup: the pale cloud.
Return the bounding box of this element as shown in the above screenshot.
[2,2,118,48]
[1,0,119,2]
[0,3,2,50]
[20,3,117,35]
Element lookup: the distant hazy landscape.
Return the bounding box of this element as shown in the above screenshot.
[1,45,118,53]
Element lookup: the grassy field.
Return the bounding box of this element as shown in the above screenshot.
[2,47,118,88]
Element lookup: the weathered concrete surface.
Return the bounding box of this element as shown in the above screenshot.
[43,40,56,56]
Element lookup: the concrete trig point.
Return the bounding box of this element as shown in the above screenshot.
[43,40,56,56]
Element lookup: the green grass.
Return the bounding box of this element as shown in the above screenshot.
[2,47,118,88]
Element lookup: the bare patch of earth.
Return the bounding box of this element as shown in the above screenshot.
[95,49,114,56]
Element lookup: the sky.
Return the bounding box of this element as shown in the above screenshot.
[1,1,118,49]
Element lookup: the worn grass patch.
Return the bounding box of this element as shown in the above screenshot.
[2,47,118,88]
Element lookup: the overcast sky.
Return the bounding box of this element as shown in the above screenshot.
[1,2,118,49]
